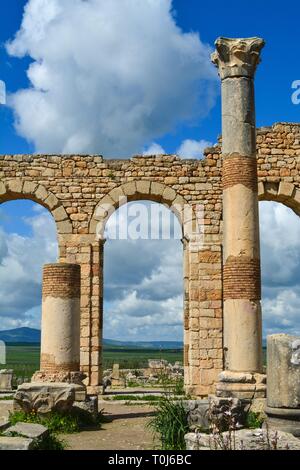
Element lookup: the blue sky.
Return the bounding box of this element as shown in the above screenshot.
[1,0,299,155]
[0,0,300,340]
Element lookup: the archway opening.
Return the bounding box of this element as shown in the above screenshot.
[259,200,300,366]
[0,199,58,385]
[103,200,184,391]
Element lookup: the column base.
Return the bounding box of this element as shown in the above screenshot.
[265,406,300,437]
[32,369,86,385]
[216,370,266,399]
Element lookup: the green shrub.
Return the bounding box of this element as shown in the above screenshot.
[9,410,80,434]
[33,434,66,451]
[245,411,265,429]
[147,395,189,450]
[172,377,185,396]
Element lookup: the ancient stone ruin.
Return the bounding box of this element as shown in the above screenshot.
[1,37,300,420]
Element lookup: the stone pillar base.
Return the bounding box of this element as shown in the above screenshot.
[216,371,266,399]
[265,407,300,437]
[32,370,86,387]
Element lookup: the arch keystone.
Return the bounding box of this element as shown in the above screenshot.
[150,182,165,199]
[136,180,150,196]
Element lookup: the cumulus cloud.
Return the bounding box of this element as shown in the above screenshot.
[4,199,300,340]
[142,143,166,156]
[260,201,300,288]
[260,201,300,336]
[176,138,212,159]
[142,138,213,159]
[103,201,183,340]
[6,0,217,157]
[104,292,183,341]
[0,80,6,105]
[0,209,58,328]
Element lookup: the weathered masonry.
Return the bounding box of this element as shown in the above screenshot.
[1,38,300,396]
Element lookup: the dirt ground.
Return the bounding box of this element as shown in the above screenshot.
[62,402,159,451]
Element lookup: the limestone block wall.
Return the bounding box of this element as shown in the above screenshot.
[0,122,300,395]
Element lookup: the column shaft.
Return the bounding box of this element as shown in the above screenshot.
[212,37,265,375]
[40,263,81,373]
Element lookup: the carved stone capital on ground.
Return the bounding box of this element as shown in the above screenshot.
[14,382,76,414]
[211,37,265,79]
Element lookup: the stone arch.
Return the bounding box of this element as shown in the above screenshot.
[0,179,72,234]
[90,180,192,238]
[258,181,300,215]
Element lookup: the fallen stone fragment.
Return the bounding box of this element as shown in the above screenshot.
[185,428,300,450]
[4,422,49,440]
[0,436,34,450]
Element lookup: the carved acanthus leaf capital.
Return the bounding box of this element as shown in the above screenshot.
[211,37,265,79]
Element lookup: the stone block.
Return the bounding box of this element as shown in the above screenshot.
[72,396,99,424]
[278,181,294,198]
[52,206,68,222]
[267,334,300,408]
[0,181,6,195]
[185,429,300,450]
[4,422,49,440]
[44,193,59,210]
[0,370,13,390]
[0,436,34,450]
[219,370,254,383]
[7,180,23,194]
[0,418,10,432]
[136,180,150,195]
[0,400,14,419]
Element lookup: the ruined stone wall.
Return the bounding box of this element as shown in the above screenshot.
[0,122,299,395]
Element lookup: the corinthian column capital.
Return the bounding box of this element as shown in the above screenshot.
[211,37,265,79]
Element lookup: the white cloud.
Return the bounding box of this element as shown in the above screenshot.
[0,210,58,328]
[0,80,6,105]
[176,138,212,159]
[104,292,183,341]
[6,0,217,157]
[260,201,300,336]
[4,200,300,341]
[142,143,166,156]
[103,201,183,340]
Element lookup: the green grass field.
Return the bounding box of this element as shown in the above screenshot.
[2,343,183,382]
[2,343,267,384]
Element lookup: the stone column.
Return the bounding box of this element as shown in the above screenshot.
[40,263,81,376]
[211,38,265,397]
[266,334,300,435]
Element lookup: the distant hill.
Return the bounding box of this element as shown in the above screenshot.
[104,339,183,350]
[0,327,267,351]
[0,327,182,349]
[0,327,41,343]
